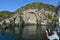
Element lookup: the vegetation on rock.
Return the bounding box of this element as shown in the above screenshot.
[16,2,56,13]
[0,11,15,21]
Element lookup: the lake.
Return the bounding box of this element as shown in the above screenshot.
[0,25,54,40]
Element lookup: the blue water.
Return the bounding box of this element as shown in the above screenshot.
[0,33,15,40]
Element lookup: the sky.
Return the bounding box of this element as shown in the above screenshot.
[0,0,60,12]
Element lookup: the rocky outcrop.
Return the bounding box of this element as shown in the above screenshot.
[22,9,57,25]
[0,9,57,26]
[0,14,22,34]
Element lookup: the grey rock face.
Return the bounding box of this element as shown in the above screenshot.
[23,9,56,25]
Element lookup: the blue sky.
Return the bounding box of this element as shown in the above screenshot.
[0,0,60,12]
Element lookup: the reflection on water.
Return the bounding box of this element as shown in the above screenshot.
[16,25,49,40]
[22,25,37,38]
[0,25,54,40]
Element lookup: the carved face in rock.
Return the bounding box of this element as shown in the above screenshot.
[23,12,37,24]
